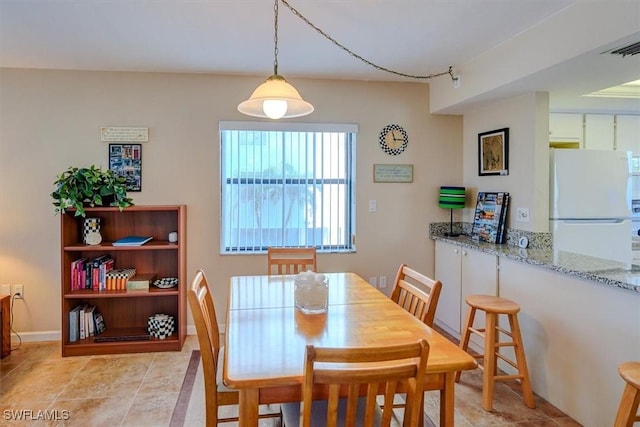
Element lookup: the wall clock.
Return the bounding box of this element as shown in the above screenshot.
[85,230,102,246]
[379,124,408,155]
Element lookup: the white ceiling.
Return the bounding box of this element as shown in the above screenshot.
[1,0,639,114]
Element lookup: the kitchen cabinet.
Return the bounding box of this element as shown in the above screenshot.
[498,257,640,427]
[616,114,640,157]
[549,113,583,147]
[434,240,498,343]
[584,113,615,150]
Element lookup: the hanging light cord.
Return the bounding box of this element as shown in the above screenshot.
[280,0,456,81]
[273,0,279,75]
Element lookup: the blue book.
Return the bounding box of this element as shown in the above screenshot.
[112,236,153,246]
[69,305,81,342]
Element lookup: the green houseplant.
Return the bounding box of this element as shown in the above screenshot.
[51,165,134,217]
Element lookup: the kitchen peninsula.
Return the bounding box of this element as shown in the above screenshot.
[430,223,640,427]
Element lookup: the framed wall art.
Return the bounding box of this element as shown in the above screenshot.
[478,128,509,176]
[373,164,413,183]
[109,144,142,191]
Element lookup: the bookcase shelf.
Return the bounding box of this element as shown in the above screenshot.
[60,205,186,357]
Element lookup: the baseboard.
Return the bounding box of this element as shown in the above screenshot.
[11,326,207,343]
[11,330,61,343]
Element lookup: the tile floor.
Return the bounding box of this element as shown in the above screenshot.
[0,335,582,426]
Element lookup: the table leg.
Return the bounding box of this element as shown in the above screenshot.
[440,372,455,427]
[0,296,10,359]
[238,388,259,427]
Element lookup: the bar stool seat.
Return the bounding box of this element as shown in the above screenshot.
[455,294,535,411]
[614,361,640,427]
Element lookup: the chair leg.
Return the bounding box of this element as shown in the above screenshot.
[614,382,640,427]
[482,312,497,411]
[456,306,476,383]
[508,313,535,409]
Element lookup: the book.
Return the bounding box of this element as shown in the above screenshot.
[496,193,510,244]
[69,305,81,342]
[93,311,106,335]
[112,236,153,246]
[78,304,88,339]
[85,305,96,336]
[91,255,111,291]
[93,328,150,343]
[106,268,136,290]
[126,274,155,291]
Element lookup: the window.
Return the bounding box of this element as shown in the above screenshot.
[220,121,357,254]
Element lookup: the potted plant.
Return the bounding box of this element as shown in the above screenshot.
[51,165,134,217]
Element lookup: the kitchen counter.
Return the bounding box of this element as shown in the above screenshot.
[430,231,640,294]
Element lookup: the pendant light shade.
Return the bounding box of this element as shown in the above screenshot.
[238,74,314,119]
[237,0,314,120]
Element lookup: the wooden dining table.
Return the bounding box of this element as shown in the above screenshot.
[223,272,477,426]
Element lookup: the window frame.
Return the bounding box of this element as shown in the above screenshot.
[219,121,358,255]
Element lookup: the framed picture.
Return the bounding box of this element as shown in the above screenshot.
[109,144,142,191]
[478,128,509,176]
[373,164,413,183]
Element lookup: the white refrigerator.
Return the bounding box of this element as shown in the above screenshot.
[550,149,632,266]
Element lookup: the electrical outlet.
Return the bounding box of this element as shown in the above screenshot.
[1,284,10,296]
[379,276,387,289]
[516,208,530,223]
[12,284,23,299]
[369,277,377,287]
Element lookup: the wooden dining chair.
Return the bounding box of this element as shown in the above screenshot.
[280,339,430,427]
[386,264,442,413]
[267,247,317,274]
[188,269,281,426]
[390,264,442,327]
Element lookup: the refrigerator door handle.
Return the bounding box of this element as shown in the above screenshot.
[556,219,627,224]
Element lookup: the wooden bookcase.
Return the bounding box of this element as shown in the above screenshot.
[60,205,186,357]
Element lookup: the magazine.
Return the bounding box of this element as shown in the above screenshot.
[471,192,509,243]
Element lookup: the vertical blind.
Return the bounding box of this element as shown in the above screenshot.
[220,122,357,253]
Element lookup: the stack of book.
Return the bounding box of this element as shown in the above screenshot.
[105,268,136,290]
[69,304,106,342]
[70,255,114,291]
[471,192,510,244]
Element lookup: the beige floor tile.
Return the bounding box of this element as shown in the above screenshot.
[44,397,131,427]
[0,339,584,427]
[121,391,179,427]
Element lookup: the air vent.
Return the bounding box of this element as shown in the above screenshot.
[609,41,640,57]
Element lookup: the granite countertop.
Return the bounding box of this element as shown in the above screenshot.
[430,232,640,294]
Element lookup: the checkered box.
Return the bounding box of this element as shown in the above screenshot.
[147,314,175,339]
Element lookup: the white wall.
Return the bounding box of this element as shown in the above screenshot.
[0,68,462,338]
[462,92,550,232]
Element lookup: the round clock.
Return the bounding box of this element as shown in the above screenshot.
[85,231,102,246]
[379,124,408,155]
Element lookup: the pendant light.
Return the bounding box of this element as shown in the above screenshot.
[238,0,314,120]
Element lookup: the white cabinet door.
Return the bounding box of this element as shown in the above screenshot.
[434,240,497,340]
[549,113,583,146]
[584,114,614,150]
[434,240,462,336]
[616,115,640,157]
[460,248,498,350]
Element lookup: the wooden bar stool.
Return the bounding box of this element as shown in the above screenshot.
[455,294,535,411]
[614,361,640,427]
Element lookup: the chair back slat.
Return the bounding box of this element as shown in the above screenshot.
[390,264,442,327]
[267,247,317,275]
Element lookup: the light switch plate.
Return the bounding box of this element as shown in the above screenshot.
[516,208,530,222]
